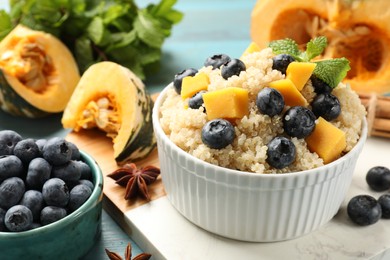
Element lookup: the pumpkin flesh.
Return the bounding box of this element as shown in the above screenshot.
[0,25,80,114]
[62,61,155,163]
[251,0,390,94]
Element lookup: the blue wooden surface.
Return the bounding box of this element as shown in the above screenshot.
[0,0,257,259]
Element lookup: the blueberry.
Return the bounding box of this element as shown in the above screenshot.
[0,177,25,209]
[74,160,92,180]
[5,205,33,232]
[13,138,40,165]
[266,136,296,169]
[310,75,332,94]
[0,130,22,156]
[378,194,390,219]
[40,206,67,226]
[52,160,81,182]
[78,179,94,191]
[35,139,47,155]
[283,106,316,138]
[0,155,24,182]
[188,91,206,110]
[311,93,341,121]
[67,178,94,191]
[26,158,51,190]
[173,68,198,94]
[42,137,72,166]
[42,178,69,207]
[67,141,80,160]
[201,119,235,149]
[256,87,285,116]
[366,166,390,191]
[204,54,231,70]
[0,207,6,231]
[221,58,246,79]
[68,184,92,212]
[19,190,44,222]
[272,54,295,75]
[347,195,382,226]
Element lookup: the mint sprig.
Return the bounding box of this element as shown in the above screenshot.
[268,36,350,88]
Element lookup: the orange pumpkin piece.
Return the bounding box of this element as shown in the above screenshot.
[203,87,249,120]
[181,72,209,99]
[286,62,316,91]
[268,79,307,106]
[306,117,346,164]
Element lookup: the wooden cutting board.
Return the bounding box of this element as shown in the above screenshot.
[66,130,165,212]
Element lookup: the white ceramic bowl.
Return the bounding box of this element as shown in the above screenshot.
[153,84,367,242]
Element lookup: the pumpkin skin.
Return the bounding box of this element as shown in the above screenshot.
[61,61,155,164]
[0,25,80,117]
[251,0,390,95]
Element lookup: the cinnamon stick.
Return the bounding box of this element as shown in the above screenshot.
[358,93,390,138]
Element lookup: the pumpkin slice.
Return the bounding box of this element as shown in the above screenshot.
[62,61,155,164]
[251,0,390,95]
[0,25,80,117]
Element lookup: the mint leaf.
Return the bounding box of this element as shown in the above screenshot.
[268,38,302,61]
[106,30,137,51]
[74,37,94,73]
[87,17,104,44]
[306,36,327,60]
[313,58,350,88]
[102,4,129,24]
[0,10,12,40]
[150,0,183,24]
[134,9,165,49]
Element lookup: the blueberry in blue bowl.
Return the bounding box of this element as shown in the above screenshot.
[0,147,103,260]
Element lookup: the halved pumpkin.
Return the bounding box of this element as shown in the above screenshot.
[62,61,155,164]
[0,25,80,117]
[251,0,390,95]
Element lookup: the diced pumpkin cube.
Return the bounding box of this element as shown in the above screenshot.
[286,62,316,91]
[268,79,307,106]
[241,42,261,58]
[306,117,346,164]
[203,87,249,120]
[181,72,210,99]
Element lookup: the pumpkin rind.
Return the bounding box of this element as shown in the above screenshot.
[62,61,155,163]
[0,25,80,116]
[0,70,48,117]
[251,0,390,95]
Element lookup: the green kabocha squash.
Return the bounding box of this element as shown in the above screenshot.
[62,61,155,164]
[0,25,80,117]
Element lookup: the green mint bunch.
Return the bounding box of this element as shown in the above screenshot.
[268,36,350,88]
[0,0,183,79]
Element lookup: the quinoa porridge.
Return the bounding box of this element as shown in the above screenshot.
[159,47,366,174]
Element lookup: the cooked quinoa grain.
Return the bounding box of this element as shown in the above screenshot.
[159,48,366,174]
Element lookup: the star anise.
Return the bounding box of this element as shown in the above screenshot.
[107,163,160,201]
[105,242,151,260]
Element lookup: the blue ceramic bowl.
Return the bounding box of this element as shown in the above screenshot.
[0,151,103,260]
